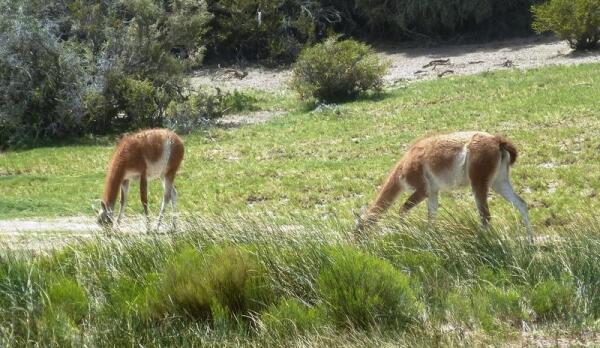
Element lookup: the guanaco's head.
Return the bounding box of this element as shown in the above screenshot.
[96,201,114,228]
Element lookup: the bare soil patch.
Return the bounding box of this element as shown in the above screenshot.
[191,36,600,92]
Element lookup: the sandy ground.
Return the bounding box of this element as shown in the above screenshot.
[2,36,600,248]
[191,36,600,92]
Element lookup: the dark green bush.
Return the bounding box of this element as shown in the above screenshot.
[206,0,338,62]
[0,12,88,148]
[0,0,211,147]
[326,0,538,41]
[152,247,212,319]
[290,38,388,102]
[530,279,576,320]
[260,298,326,337]
[318,246,421,330]
[532,0,600,50]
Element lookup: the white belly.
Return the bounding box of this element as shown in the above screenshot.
[426,147,470,192]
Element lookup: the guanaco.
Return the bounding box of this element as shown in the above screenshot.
[96,129,184,232]
[355,131,532,241]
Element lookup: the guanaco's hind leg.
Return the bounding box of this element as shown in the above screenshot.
[426,190,439,223]
[156,178,174,231]
[493,179,533,243]
[170,186,178,229]
[116,180,130,225]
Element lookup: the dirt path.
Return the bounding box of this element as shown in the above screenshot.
[0,216,151,251]
[191,36,600,92]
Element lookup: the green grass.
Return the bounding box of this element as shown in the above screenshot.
[1,64,600,229]
[0,215,599,346]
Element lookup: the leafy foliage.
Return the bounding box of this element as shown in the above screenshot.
[532,0,600,50]
[290,38,388,102]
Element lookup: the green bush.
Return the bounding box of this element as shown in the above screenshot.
[290,38,388,103]
[165,88,229,133]
[151,245,273,321]
[530,279,576,320]
[36,310,81,347]
[318,246,421,330]
[532,0,600,50]
[260,298,325,337]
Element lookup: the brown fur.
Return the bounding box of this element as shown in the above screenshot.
[99,129,184,229]
[356,131,529,237]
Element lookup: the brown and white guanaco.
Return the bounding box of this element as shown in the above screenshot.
[356,131,532,241]
[96,129,184,232]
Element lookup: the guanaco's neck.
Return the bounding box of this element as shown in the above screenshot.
[102,162,125,210]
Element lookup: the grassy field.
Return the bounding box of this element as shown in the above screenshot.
[1,64,599,228]
[1,63,600,346]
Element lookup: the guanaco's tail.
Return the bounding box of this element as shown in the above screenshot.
[495,135,518,166]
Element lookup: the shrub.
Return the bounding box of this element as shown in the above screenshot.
[151,245,273,321]
[532,0,600,50]
[165,88,229,133]
[0,0,212,147]
[530,279,576,320]
[318,246,421,330]
[260,298,326,337]
[290,38,388,103]
[152,247,213,319]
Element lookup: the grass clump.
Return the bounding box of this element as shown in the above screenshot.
[290,38,388,103]
[44,277,89,323]
[532,0,600,50]
[318,246,421,330]
[150,244,273,322]
[530,278,577,320]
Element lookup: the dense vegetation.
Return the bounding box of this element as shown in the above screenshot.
[1,216,599,346]
[2,0,598,148]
